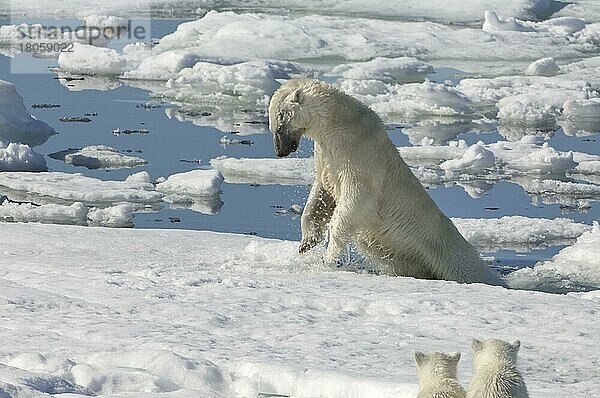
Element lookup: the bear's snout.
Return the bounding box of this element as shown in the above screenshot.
[274,132,299,157]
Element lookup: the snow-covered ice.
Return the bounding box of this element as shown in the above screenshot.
[156,169,224,215]
[0,171,162,207]
[328,57,433,83]
[0,80,56,147]
[0,223,598,397]
[210,156,315,185]
[0,141,47,172]
[58,43,127,75]
[508,222,600,291]
[0,0,558,22]
[48,145,147,170]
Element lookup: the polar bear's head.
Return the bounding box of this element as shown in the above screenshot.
[414,352,461,381]
[471,338,521,366]
[268,80,315,157]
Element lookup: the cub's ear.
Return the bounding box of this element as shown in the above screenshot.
[415,352,426,366]
[449,352,461,362]
[290,88,304,104]
[511,340,521,352]
[471,339,483,353]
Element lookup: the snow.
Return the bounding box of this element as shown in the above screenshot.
[119,11,600,70]
[210,156,315,185]
[341,81,473,121]
[0,80,56,147]
[0,201,136,227]
[0,222,598,397]
[328,57,433,83]
[161,60,295,105]
[156,169,224,215]
[58,43,127,75]
[439,142,495,172]
[508,222,600,290]
[156,169,224,197]
[0,0,556,22]
[48,145,147,170]
[81,15,128,28]
[0,171,162,207]
[525,57,560,76]
[451,216,592,252]
[483,10,536,32]
[0,141,47,172]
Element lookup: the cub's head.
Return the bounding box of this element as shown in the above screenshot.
[268,81,312,157]
[414,351,461,381]
[471,338,521,366]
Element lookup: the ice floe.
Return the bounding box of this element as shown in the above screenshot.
[156,169,224,214]
[0,80,56,146]
[328,57,433,83]
[48,145,147,170]
[0,0,558,22]
[452,216,592,252]
[508,222,600,292]
[0,171,162,207]
[58,43,127,75]
[525,57,560,76]
[0,141,47,172]
[210,156,315,185]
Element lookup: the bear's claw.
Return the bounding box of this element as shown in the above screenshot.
[299,238,319,253]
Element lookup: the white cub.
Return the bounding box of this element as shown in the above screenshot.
[268,79,505,285]
[415,352,466,398]
[467,339,529,398]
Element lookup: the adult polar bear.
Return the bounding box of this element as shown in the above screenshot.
[269,79,505,286]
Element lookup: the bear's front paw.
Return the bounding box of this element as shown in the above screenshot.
[299,236,320,254]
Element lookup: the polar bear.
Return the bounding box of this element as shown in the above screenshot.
[415,352,466,398]
[268,79,505,285]
[467,339,529,398]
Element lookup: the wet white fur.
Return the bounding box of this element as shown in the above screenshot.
[415,352,467,398]
[268,79,506,285]
[467,339,529,398]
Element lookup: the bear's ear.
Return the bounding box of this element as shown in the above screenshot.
[511,340,521,352]
[472,339,483,353]
[415,352,426,366]
[449,352,461,362]
[290,88,304,104]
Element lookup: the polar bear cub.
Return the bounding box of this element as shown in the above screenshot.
[268,79,505,285]
[467,339,529,398]
[415,352,466,398]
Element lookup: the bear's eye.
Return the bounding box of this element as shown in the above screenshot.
[286,109,294,118]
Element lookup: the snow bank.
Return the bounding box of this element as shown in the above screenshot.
[329,57,433,83]
[508,223,600,291]
[0,80,56,147]
[0,142,47,172]
[0,171,162,207]
[48,145,147,169]
[0,222,598,397]
[58,43,127,75]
